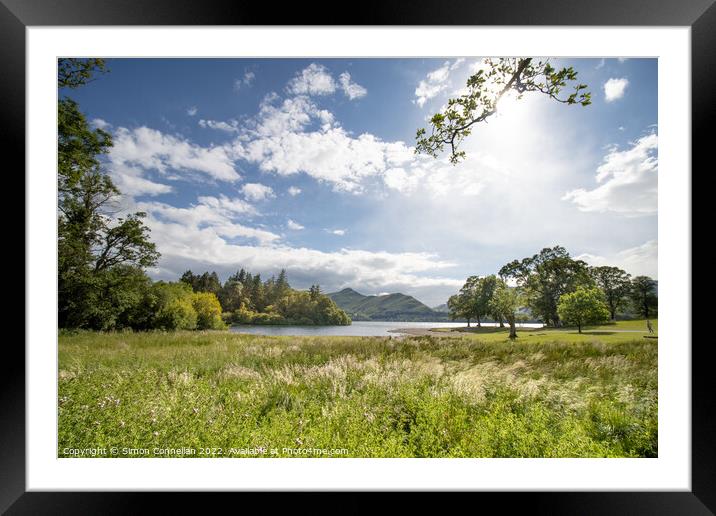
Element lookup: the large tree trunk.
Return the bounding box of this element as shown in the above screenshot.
[508,319,517,340]
[476,316,481,328]
[467,317,471,328]
[498,315,504,328]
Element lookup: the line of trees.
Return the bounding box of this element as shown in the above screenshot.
[180,269,350,326]
[448,246,658,338]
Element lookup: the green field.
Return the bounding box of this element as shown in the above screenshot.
[58,327,658,458]
[432,318,658,344]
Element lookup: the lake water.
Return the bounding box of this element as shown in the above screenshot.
[229,320,543,337]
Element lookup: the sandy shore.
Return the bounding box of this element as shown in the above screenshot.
[387,327,465,337]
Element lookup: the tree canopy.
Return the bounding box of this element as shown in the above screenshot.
[629,276,658,319]
[490,279,522,339]
[590,266,632,320]
[557,287,610,333]
[499,246,593,327]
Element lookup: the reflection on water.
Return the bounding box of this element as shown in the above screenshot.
[229,320,542,337]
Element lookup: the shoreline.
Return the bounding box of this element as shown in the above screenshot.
[388,327,465,337]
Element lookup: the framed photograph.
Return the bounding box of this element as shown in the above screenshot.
[6,0,711,512]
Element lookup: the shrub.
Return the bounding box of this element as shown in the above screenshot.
[191,292,226,330]
[156,295,197,330]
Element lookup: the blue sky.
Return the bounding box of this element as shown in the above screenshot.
[64,57,658,306]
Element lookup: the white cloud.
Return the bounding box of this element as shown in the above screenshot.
[286,63,336,96]
[338,72,367,100]
[287,186,302,196]
[186,106,198,116]
[231,96,413,192]
[91,118,111,130]
[146,221,463,297]
[243,71,256,86]
[234,71,256,92]
[198,119,239,133]
[330,229,345,236]
[287,219,305,230]
[414,59,464,107]
[241,182,275,202]
[577,240,657,278]
[138,195,277,245]
[227,85,499,196]
[286,64,366,100]
[110,163,173,197]
[237,128,407,193]
[195,194,257,215]
[603,77,629,102]
[248,95,333,138]
[110,126,240,183]
[562,133,657,216]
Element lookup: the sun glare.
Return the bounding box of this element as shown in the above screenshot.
[495,90,524,119]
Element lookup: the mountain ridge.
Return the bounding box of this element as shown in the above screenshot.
[326,288,450,322]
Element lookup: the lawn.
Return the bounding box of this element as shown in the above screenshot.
[433,318,658,344]
[58,329,657,458]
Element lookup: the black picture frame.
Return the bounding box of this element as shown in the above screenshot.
[4,0,709,513]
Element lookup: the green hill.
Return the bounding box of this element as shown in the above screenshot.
[326,288,449,321]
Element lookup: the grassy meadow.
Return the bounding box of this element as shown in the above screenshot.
[58,325,658,458]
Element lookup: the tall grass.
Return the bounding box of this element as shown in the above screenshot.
[58,331,657,458]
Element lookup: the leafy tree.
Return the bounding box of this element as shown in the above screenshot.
[191,292,226,330]
[236,268,248,284]
[557,287,610,333]
[471,275,499,327]
[180,270,197,289]
[453,275,499,327]
[64,265,150,330]
[264,275,277,303]
[275,269,291,298]
[218,277,245,313]
[128,281,197,330]
[58,58,107,89]
[490,279,522,339]
[309,284,322,301]
[196,271,221,294]
[589,266,632,320]
[630,276,658,319]
[159,296,197,330]
[499,246,592,327]
[416,58,590,164]
[58,58,159,330]
[447,292,473,326]
[249,274,265,311]
[274,290,349,325]
[58,98,113,195]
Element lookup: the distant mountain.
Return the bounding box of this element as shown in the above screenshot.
[326,288,450,322]
[432,303,449,313]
